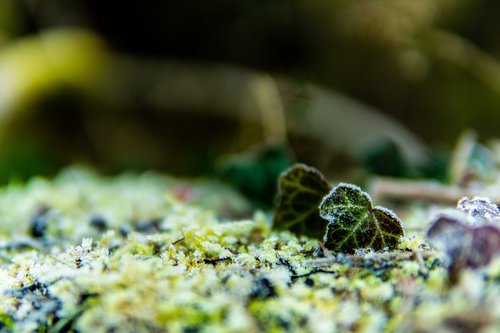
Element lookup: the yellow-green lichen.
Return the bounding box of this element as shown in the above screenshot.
[0,168,499,332]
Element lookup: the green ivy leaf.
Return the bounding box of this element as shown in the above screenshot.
[273,164,330,238]
[319,183,404,253]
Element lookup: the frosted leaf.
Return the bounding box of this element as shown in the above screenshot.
[457,196,500,223]
[319,183,371,222]
[427,212,500,273]
[319,183,404,253]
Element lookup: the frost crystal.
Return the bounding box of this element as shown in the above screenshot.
[457,196,500,223]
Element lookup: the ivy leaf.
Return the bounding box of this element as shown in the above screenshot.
[273,164,330,238]
[319,183,404,253]
[427,194,500,281]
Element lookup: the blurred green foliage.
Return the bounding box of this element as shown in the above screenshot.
[0,0,500,187]
[217,145,294,208]
[0,0,20,43]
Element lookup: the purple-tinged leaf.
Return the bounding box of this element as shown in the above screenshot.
[427,212,500,273]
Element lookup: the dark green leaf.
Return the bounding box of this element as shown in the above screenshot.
[319,183,404,253]
[273,164,330,238]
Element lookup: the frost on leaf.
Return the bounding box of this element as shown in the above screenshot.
[427,202,500,275]
[273,164,330,238]
[457,196,500,222]
[319,183,404,253]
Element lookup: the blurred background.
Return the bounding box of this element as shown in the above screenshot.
[1,0,500,205]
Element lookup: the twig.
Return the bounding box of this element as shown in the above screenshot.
[171,237,185,246]
[291,269,338,280]
[413,249,428,278]
[303,250,438,268]
[449,130,476,186]
[318,241,334,258]
[370,177,500,205]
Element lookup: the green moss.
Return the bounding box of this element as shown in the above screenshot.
[0,168,499,332]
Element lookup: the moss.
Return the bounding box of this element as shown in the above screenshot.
[0,168,499,332]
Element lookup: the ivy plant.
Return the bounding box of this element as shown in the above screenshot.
[319,183,404,253]
[273,163,405,253]
[272,164,330,239]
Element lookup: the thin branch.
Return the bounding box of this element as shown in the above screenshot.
[171,237,185,246]
[370,177,500,206]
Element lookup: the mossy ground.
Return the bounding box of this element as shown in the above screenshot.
[0,168,499,332]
